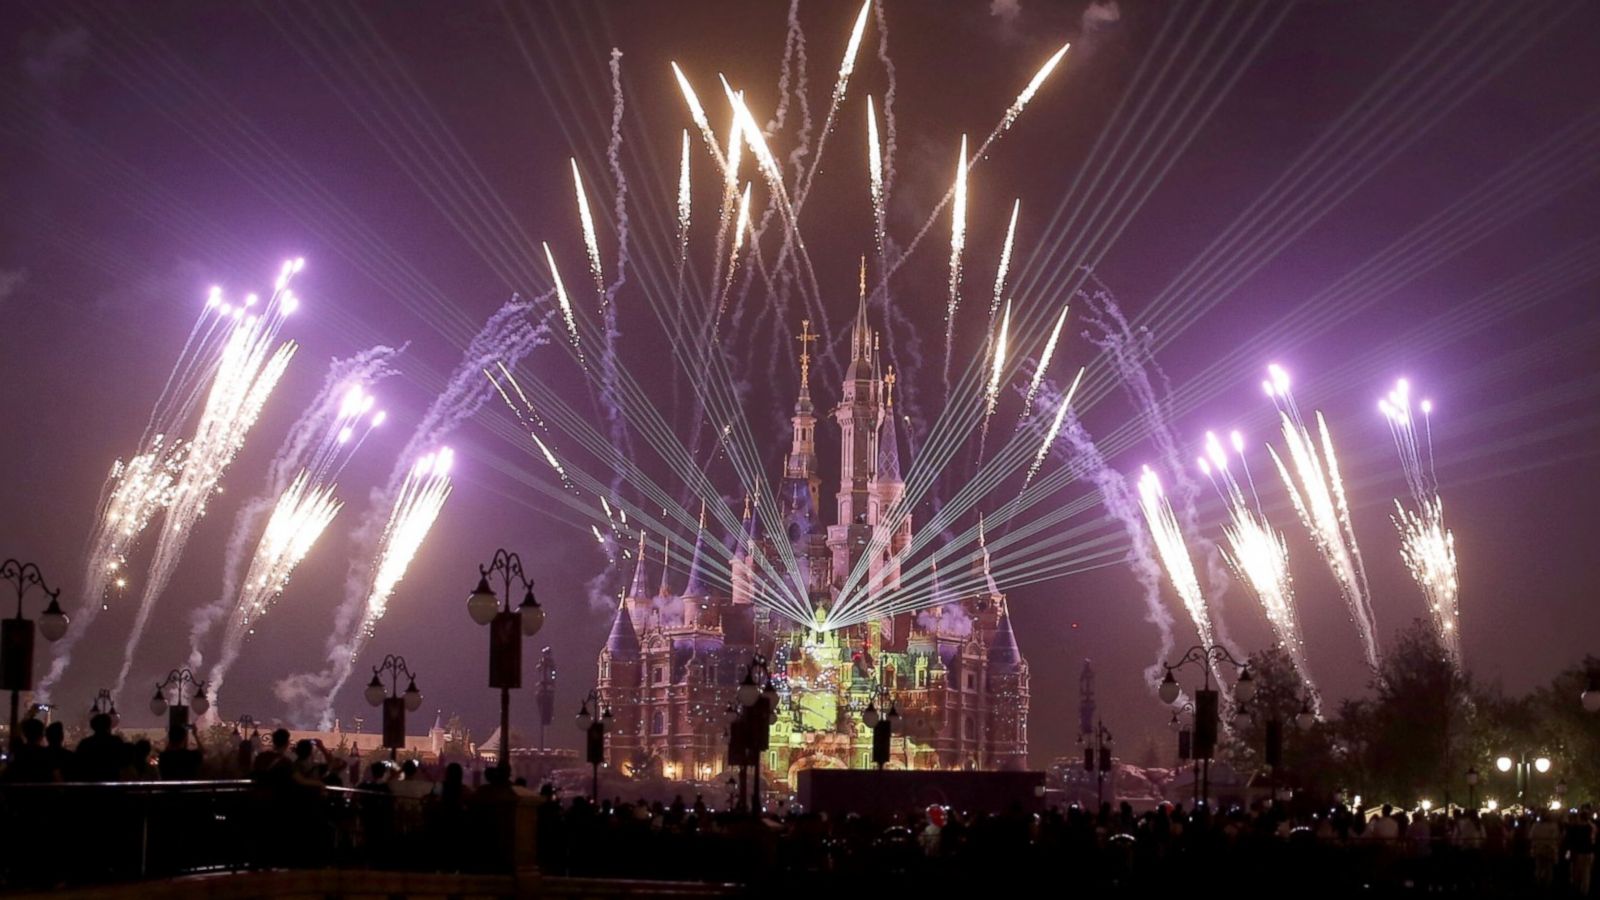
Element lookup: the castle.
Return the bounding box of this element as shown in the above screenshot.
[595,280,1030,789]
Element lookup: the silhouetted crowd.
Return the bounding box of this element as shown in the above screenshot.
[1,717,1595,895]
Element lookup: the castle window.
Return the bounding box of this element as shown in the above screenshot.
[965,673,976,691]
[653,666,665,685]
[963,715,975,739]
[706,664,718,685]
[652,710,666,735]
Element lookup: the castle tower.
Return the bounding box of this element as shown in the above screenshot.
[597,595,642,765]
[829,260,881,589]
[783,319,832,599]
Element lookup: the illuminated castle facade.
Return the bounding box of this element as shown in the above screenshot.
[594,283,1029,787]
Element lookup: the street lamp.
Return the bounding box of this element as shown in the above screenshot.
[88,688,119,729]
[1170,701,1200,808]
[575,689,612,802]
[465,549,543,775]
[1,559,69,742]
[149,668,208,735]
[1583,670,1600,713]
[728,655,776,815]
[862,694,899,771]
[364,654,421,760]
[1466,767,1480,809]
[1158,643,1254,807]
[1494,752,1555,807]
[233,714,260,771]
[1081,719,1114,807]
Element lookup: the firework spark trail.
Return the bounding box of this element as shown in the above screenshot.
[887,41,1070,288]
[714,182,754,333]
[867,96,885,257]
[1379,379,1460,666]
[943,134,968,393]
[677,129,692,272]
[1264,365,1381,671]
[1199,431,1319,709]
[275,295,551,727]
[186,347,401,695]
[105,262,303,697]
[1022,305,1071,419]
[794,0,871,208]
[670,62,723,168]
[1138,466,1229,692]
[205,473,342,712]
[1025,366,1084,486]
[571,158,606,310]
[542,242,583,361]
[984,299,1013,420]
[991,199,1021,321]
[708,87,744,299]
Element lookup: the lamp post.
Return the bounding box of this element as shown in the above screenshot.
[1158,643,1256,809]
[1582,670,1600,713]
[1082,719,1114,807]
[1170,702,1199,808]
[862,693,900,771]
[1,559,69,743]
[1465,767,1479,810]
[88,688,119,729]
[233,714,260,771]
[465,549,544,775]
[535,646,556,750]
[363,654,421,760]
[149,668,209,736]
[575,689,612,803]
[728,655,776,815]
[1494,752,1553,808]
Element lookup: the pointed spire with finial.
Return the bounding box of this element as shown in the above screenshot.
[684,498,711,597]
[795,318,817,412]
[628,530,652,598]
[852,255,872,363]
[877,364,902,483]
[657,531,673,598]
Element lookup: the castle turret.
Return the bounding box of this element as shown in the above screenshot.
[829,259,881,589]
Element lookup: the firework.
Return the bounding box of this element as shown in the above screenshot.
[677,129,692,266]
[542,241,583,356]
[1265,365,1380,671]
[1025,366,1084,487]
[205,471,342,706]
[670,61,722,166]
[985,299,1013,417]
[359,448,455,633]
[832,1,872,112]
[110,261,302,695]
[1137,466,1217,650]
[1199,430,1318,707]
[571,158,606,309]
[944,134,968,383]
[1022,305,1070,419]
[991,199,1020,321]
[867,95,885,256]
[1002,43,1071,132]
[1380,379,1460,666]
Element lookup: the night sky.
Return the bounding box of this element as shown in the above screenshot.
[2,0,1597,765]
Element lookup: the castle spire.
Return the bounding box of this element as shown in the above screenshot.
[876,365,902,484]
[684,499,711,597]
[657,532,672,597]
[628,530,652,598]
[796,318,817,409]
[852,256,871,362]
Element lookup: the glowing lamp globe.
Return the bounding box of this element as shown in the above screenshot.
[574,704,592,733]
[761,682,779,709]
[1496,756,1513,773]
[190,691,210,718]
[1234,668,1257,703]
[1296,704,1316,731]
[1534,757,1551,774]
[1158,672,1180,704]
[149,689,168,718]
[403,678,423,713]
[601,708,615,732]
[466,576,498,626]
[37,599,69,642]
[887,704,902,729]
[863,703,880,728]
[364,674,385,708]
[1232,705,1252,731]
[1583,679,1600,713]
[519,589,545,635]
